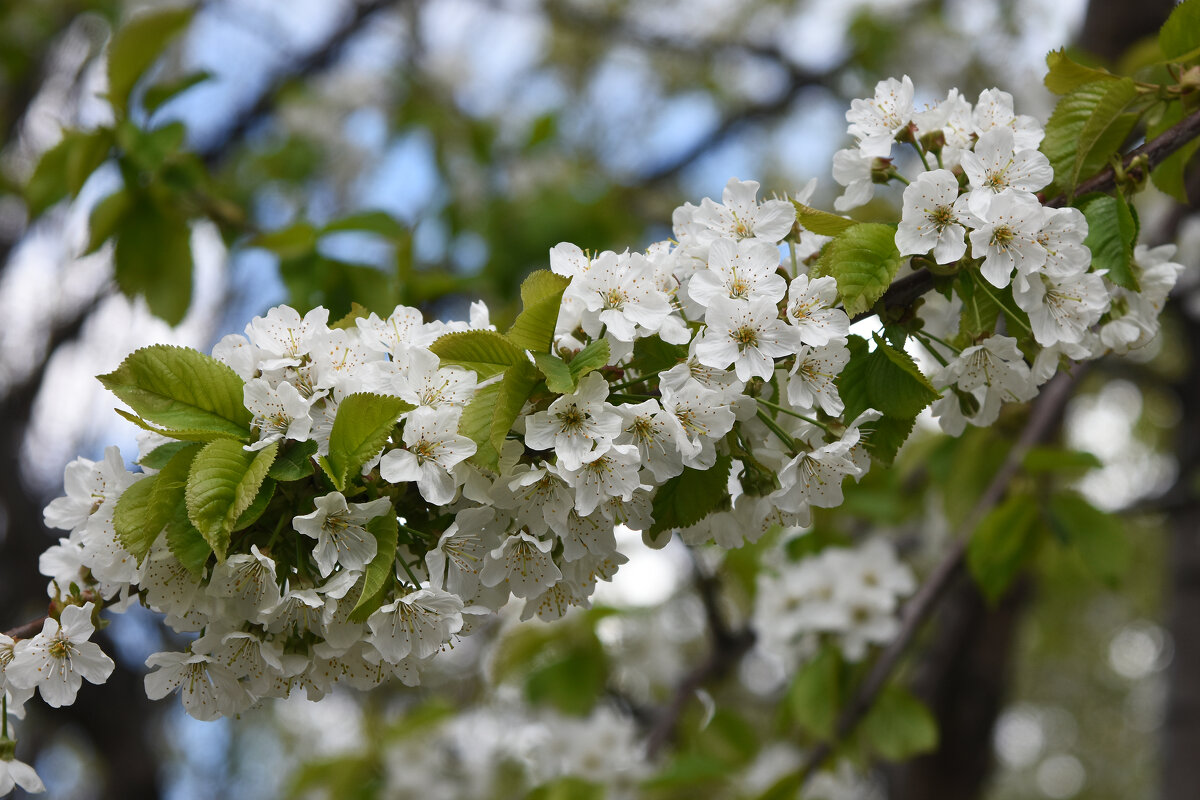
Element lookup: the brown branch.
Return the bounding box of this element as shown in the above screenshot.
[795,366,1087,786]
[644,557,755,757]
[197,0,400,167]
[4,616,46,640]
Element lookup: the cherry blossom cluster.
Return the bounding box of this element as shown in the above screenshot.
[754,538,916,667]
[0,75,1184,794]
[835,77,1184,434]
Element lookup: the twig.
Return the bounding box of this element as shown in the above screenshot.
[197,0,400,166]
[644,553,756,757]
[794,366,1087,785]
[3,616,47,640]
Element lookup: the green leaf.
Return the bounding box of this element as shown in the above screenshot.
[166,505,211,576]
[533,352,575,394]
[139,439,193,470]
[113,193,194,325]
[1044,49,1121,95]
[967,494,1045,603]
[793,201,855,236]
[857,413,917,466]
[430,329,528,379]
[1046,492,1130,585]
[643,756,734,790]
[232,477,275,532]
[1022,446,1103,474]
[26,129,113,219]
[786,644,843,739]
[1081,193,1139,291]
[525,640,607,715]
[567,339,610,382]
[527,778,605,800]
[1148,101,1200,202]
[185,439,278,561]
[268,439,318,481]
[840,335,939,422]
[630,337,687,374]
[250,223,319,260]
[813,223,904,317]
[115,408,242,443]
[330,302,372,331]
[648,453,732,539]
[113,475,168,565]
[142,71,212,116]
[859,685,939,761]
[460,361,540,472]
[506,270,570,352]
[99,345,252,438]
[85,188,133,255]
[324,393,413,491]
[116,443,199,565]
[1160,0,1200,62]
[322,211,408,239]
[1041,79,1139,196]
[349,511,399,623]
[106,6,195,115]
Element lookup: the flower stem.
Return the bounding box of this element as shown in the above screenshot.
[756,409,798,452]
[911,141,932,172]
[973,277,1034,336]
[397,556,422,588]
[912,332,951,367]
[756,398,833,434]
[2,693,7,739]
[609,368,667,393]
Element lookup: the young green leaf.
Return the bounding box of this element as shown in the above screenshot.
[85,188,133,255]
[1041,79,1139,197]
[567,339,611,382]
[232,478,275,532]
[786,644,843,739]
[322,211,408,240]
[98,345,252,438]
[113,194,194,325]
[967,494,1045,603]
[430,329,529,378]
[1148,101,1200,203]
[166,505,212,577]
[1043,49,1120,95]
[107,7,195,115]
[324,393,414,491]
[1081,193,1139,291]
[648,454,732,540]
[533,352,576,394]
[840,335,939,422]
[460,361,540,472]
[113,475,168,565]
[858,685,939,761]
[185,439,278,561]
[26,129,113,220]
[1046,492,1130,585]
[1159,0,1200,63]
[142,71,213,115]
[349,512,400,623]
[812,223,905,317]
[138,439,194,470]
[506,270,571,353]
[249,223,319,260]
[268,439,318,481]
[793,201,855,236]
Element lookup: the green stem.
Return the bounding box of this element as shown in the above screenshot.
[911,141,931,172]
[890,170,911,186]
[609,368,667,393]
[973,277,1034,336]
[756,409,798,452]
[912,332,951,368]
[756,398,833,434]
[2,693,7,739]
[919,330,961,353]
[610,392,657,404]
[397,556,422,588]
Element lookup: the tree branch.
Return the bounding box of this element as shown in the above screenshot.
[3,616,46,640]
[197,0,400,167]
[644,556,755,757]
[795,366,1087,786]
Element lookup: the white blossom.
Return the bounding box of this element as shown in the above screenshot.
[6,604,114,708]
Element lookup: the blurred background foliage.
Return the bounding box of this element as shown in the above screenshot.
[0,0,1197,798]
